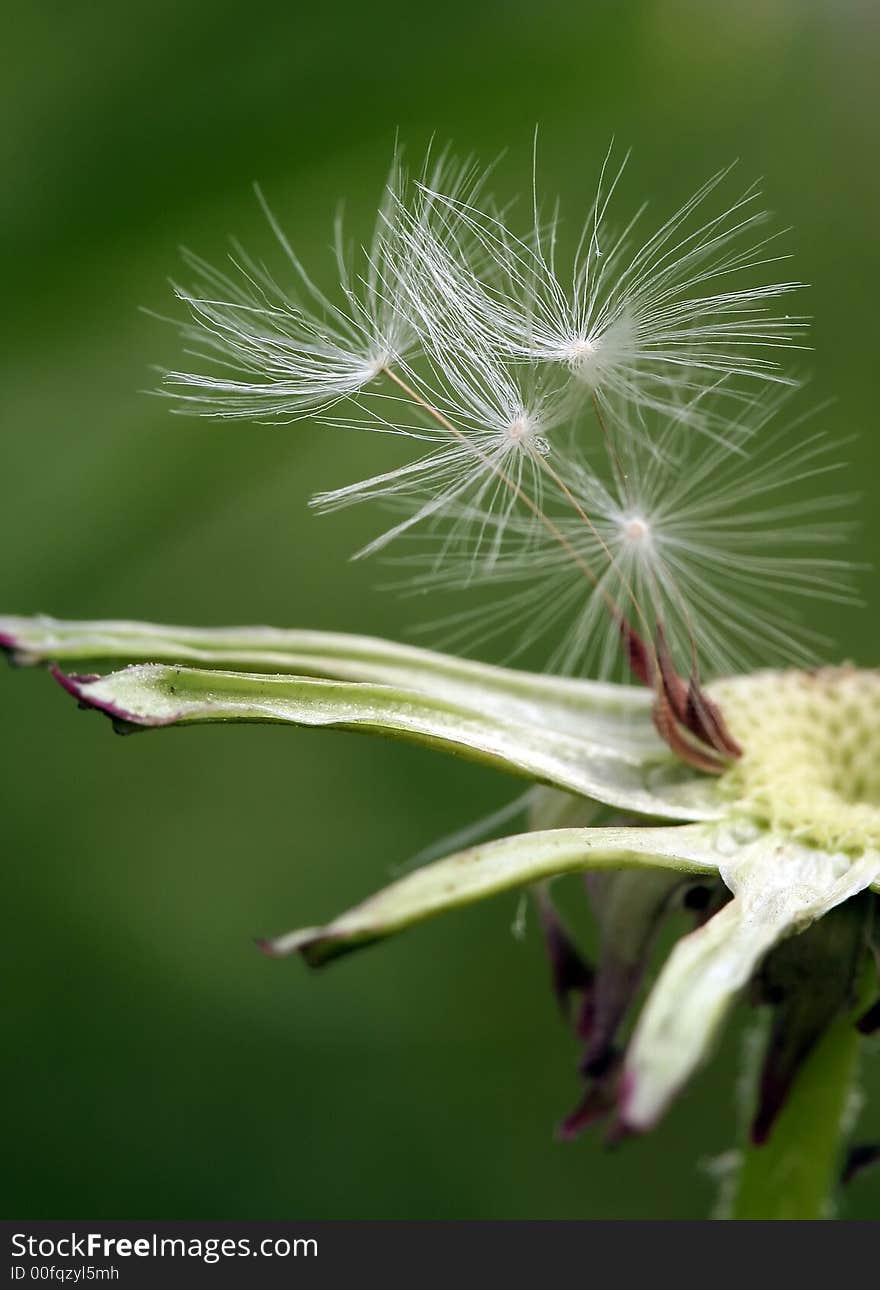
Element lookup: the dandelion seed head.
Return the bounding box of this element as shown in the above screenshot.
[392,387,858,683]
[158,139,854,704]
[311,352,570,565]
[158,152,474,422]
[397,149,807,421]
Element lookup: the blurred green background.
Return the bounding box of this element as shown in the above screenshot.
[3,0,879,1220]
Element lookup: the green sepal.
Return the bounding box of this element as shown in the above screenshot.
[621,830,880,1131]
[258,823,721,966]
[51,661,722,821]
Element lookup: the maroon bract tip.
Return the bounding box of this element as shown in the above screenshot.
[0,630,21,657]
[50,664,165,732]
[536,891,594,1021]
[685,680,742,760]
[654,625,688,723]
[618,618,653,690]
[556,1087,612,1142]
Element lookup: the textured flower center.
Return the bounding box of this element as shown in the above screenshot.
[709,668,880,851]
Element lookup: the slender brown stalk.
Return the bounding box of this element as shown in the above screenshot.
[379,365,737,769]
[589,392,707,690]
[380,366,624,622]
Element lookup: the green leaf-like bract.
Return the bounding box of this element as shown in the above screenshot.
[49,656,722,821]
[5,614,880,1141]
[258,823,719,965]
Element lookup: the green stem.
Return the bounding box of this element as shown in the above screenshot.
[731,984,866,1220]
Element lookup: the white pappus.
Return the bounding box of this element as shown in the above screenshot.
[159,141,855,697]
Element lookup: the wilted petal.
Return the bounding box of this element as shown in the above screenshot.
[531,790,721,1073]
[534,888,594,1019]
[582,868,691,1073]
[557,1061,620,1143]
[620,828,880,1132]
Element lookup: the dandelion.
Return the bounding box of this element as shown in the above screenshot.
[392,388,858,683]
[397,146,807,418]
[156,143,834,768]
[161,151,487,421]
[311,349,571,564]
[4,138,877,1222]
